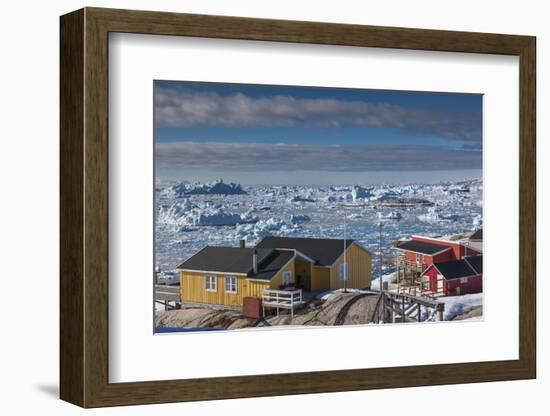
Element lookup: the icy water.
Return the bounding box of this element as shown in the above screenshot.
[155,178,482,278]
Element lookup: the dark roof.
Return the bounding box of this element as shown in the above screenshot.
[395,240,451,255]
[250,250,295,280]
[176,246,294,281]
[470,229,483,241]
[255,237,355,266]
[433,257,480,280]
[464,255,482,274]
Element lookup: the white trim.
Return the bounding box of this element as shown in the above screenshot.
[293,250,316,264]
[420,264,435,277]
[246,278,273,283]
[410,235,459,244]
[394,246,452,257]
[178,268,247,276]
[267,247,315,264]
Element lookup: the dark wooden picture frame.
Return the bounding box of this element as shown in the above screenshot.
[60,7,536,408]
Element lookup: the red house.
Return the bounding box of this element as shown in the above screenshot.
[421,255,482,296]
[395,234,481,274]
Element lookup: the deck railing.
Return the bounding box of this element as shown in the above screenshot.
[262,289,303,317]
[397,260,428,272]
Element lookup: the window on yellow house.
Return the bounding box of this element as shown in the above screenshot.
[225,276,237,293]
[339,263,348,281]
[204,274,216,291]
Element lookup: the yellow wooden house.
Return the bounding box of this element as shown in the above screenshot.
[177,236,372,307]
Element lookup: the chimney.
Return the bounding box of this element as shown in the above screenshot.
[240,239,246,248]
[252,249,258,274]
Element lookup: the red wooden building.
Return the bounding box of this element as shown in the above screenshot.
[395,235,481,271]
[421,255,482,296]
[394,232,482,295]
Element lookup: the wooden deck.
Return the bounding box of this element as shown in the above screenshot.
[372,290,445,323]
[262,289,305,317]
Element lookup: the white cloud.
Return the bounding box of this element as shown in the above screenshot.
[154,89,481,142]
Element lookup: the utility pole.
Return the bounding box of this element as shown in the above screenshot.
[379,221,384,293]
[378,221,384,323]
[343,212,348,293]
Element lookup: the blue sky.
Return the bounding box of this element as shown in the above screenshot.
[154,81,482,185]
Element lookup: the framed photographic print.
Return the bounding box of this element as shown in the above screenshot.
[60,7,536,408]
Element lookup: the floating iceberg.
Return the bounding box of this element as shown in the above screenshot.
[187,208,258,226]
[157,200,197,226]
[290,214,311,223]
[352,185,374,200]
[373,189,400,201]
[235,217,299,241]
[378,211,402,220]
[290,196,316,203]
[417,207,460,224]
[158,201,257,228]
[170,179,247,196]
[188,209,243,226]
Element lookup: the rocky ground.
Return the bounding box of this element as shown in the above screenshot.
[451,305,483,321]
[155,292,380,330]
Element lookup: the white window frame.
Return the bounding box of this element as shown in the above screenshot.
[282,271,292,285]
[225,276,237,293]
[460,277,469,284]
[339,263,348,281]
[204,274,217,292]
[437,275,444,291]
